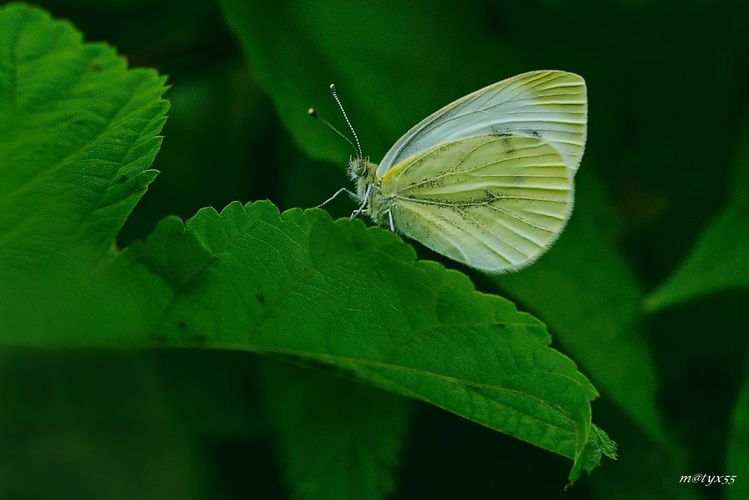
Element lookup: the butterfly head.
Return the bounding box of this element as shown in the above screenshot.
[348,156,378,200]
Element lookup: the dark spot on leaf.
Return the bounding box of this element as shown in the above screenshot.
[256,293,266,304]
[73,119,85,126]
[176,320,187,331]
[375,270,384,281]
[91,63,102,72]
[116,175,127,184]
[189,335,207,343]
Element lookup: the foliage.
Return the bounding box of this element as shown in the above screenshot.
[1,1,747,499]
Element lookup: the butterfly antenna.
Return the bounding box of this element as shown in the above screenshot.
[307,108,358,153]
[329,84,364,159]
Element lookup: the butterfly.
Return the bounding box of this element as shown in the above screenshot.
[314,70,587,273]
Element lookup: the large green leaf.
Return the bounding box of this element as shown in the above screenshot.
[0,2,168,338]
[121,200,612,483]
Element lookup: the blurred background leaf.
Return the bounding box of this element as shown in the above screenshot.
[646,115,749,310]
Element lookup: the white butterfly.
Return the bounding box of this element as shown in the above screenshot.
[316,70,587,273]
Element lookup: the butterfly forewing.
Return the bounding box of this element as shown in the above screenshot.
[378,134,572,272]
[377,70,587,177]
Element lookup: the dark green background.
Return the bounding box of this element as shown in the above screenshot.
[2,0,748,498]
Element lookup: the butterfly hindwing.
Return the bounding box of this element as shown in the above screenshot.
[378,134,572,272]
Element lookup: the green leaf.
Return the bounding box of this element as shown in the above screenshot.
[0,2,169,338]
[645,116,749,311]
[119,200,609,483]
[0,3,167,249]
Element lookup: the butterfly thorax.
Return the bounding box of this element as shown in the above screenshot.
[348,156,393,227]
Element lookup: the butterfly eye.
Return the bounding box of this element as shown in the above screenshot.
[349,158,368,178]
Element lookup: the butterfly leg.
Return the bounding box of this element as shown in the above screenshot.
[316,187,357,208]
[387,210,395,231]
[350,183,372,219]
